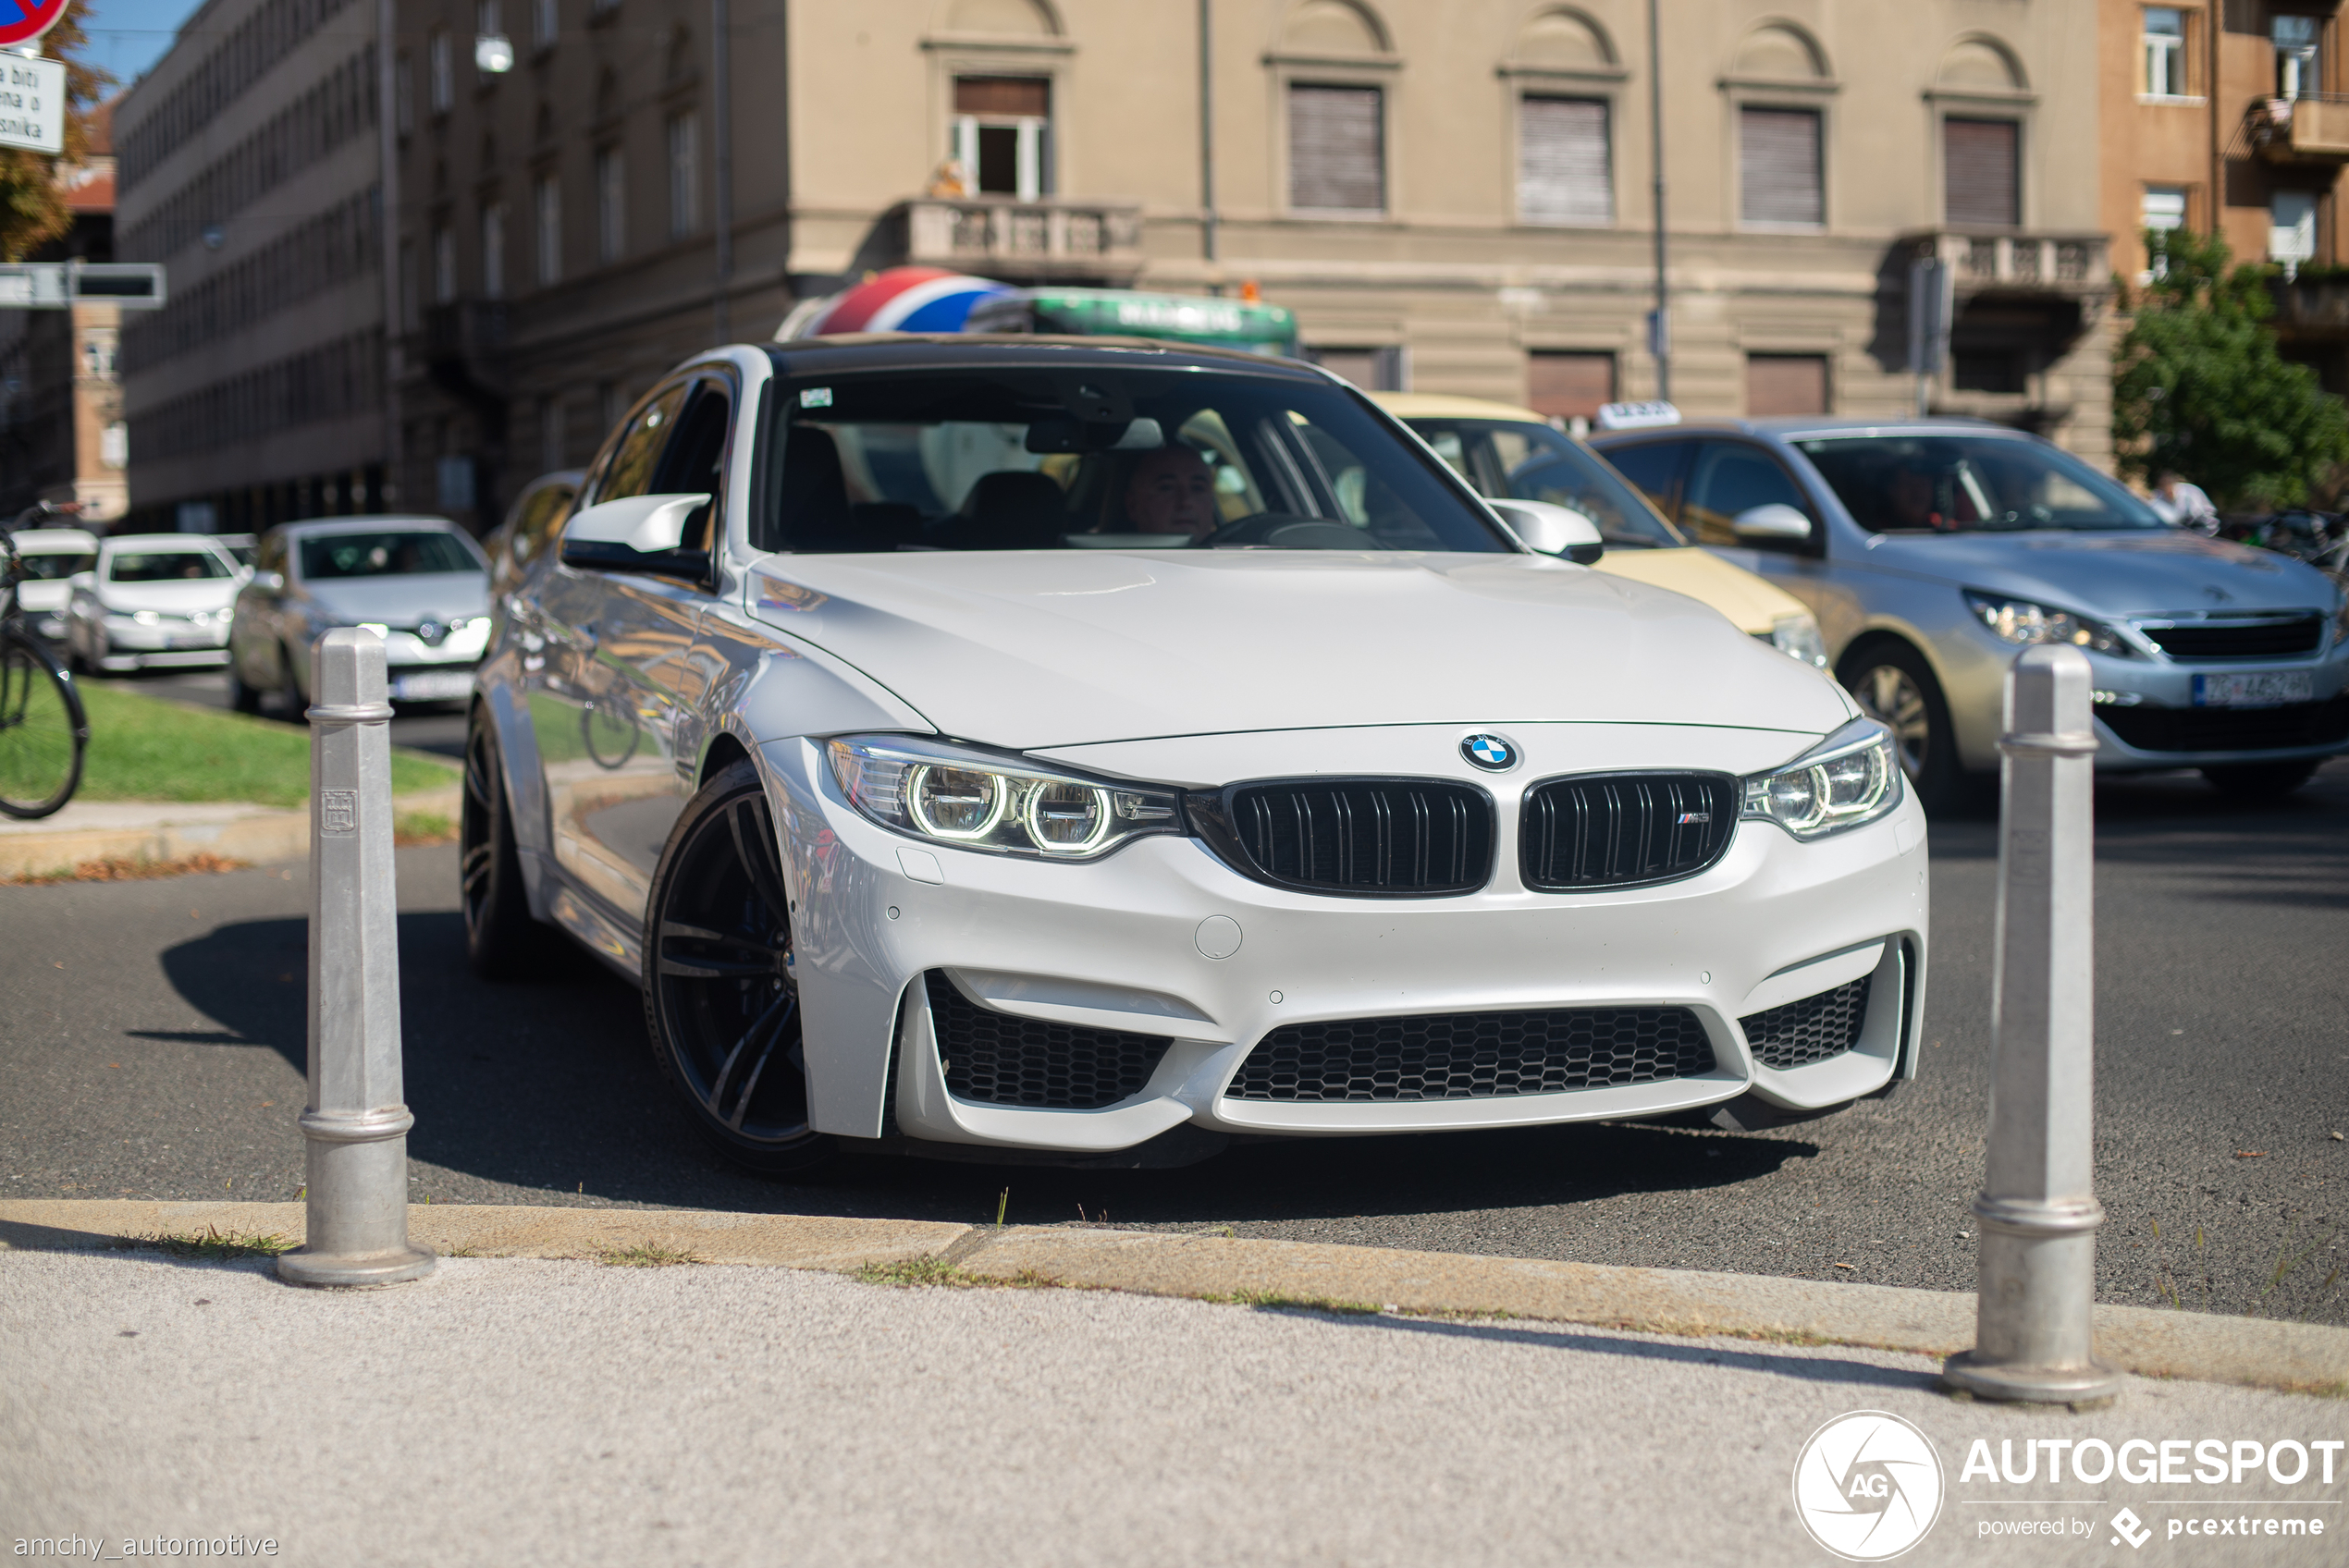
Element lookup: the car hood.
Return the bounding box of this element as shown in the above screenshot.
[1591,545,1805,633]
[299,572,490,623]
[89,578,240,612]
[1859,530,2339,617]
[744,549,1855,750]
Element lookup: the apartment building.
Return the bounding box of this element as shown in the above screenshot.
[0,104,129,526]
[113,0,388,533]
[2102,1,2349,389]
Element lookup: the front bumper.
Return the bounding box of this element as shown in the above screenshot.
[762,727,1932,1150]
[92,619,231,669]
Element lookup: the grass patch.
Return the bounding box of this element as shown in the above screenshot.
[594,1242,703,1268]
[853,1256,1054,1290]
[394,810,456,845]
[72,681,457,807]
[1203,1289,1383,1316]
[127,1225,294,1260]
[4,851,248,886]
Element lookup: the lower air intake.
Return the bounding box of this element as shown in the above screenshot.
[1741,976,1871,1071]
[927,972,1171,1109]
[1225,1006,1716,1101]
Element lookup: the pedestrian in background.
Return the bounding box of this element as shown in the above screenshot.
[2146,469,2219,533]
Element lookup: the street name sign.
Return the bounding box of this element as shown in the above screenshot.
[0,53,64,152]
[0,0,70,48]
[0,261,167,309]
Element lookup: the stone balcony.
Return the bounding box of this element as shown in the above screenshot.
[873,197,1143,284]
[1909,231,2109,300]
[2244,94,2349,165]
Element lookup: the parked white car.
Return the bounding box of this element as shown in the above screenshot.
[10,526,98,642]
[464,338,1930,1173]
[66,533,245,673]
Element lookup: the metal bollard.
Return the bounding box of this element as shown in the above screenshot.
[277,630,436,1288]
[1942,644,2118,1403]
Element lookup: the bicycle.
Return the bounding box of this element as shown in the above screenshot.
[0,504,91,818]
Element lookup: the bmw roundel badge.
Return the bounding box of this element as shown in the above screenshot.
[1460,733,1517,772]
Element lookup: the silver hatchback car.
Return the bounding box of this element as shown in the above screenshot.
[1590,418,2349,805]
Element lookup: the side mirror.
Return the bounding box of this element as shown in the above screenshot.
[560,492,713,578]
[1489,498,1605,565]
[1731,503,1814,545]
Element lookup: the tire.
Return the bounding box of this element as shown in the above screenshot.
[2200,759,2321,800]
[0,631,87,819]
[1841,640,1966,813]
[277,641,307,717]
[225,645,263,714]
[460,707,555,978]
[642,759,833,1175]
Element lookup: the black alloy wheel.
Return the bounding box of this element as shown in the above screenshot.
[1841,640,1964,812]
[2200,759,2321,800]
[643,759,832,1174]
[460,707,554,978]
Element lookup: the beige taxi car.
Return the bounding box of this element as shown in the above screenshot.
[1374,393,1827,668]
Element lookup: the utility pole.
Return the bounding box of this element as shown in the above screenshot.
[376,0,400,508]
[711,0,734,344]
[1646,0,1669,402]
[1199,0,1219,289]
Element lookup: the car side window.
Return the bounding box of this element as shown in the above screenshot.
[652,383,732,556]
[512,484,575,566]
[597,383,692,503]
[1683,442,1814,549]
[1600,439,1693,519]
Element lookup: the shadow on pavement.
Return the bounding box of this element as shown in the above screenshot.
[1326,1314,1941,1392]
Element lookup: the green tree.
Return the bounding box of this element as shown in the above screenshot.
[0,9,112,262]
[2112,227,2349,509]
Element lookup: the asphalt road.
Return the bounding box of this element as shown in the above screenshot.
[3,760,2343,1325]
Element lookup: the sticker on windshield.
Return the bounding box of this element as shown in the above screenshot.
[800,386,832,409]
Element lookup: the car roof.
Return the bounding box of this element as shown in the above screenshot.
[12,527,98,551]
[1589,414,2022,445]
[762,333,1334,383]
[103,533,236,549]
[269,515,466,538]
[1371,392,1553,423]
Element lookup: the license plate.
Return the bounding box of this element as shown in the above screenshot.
[393,669,475,701]
[2192,670,2313,708]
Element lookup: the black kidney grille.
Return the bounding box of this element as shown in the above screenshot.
[1224,779,1493,895]
[2140,618,2324,660]
[2099,695,2349,754]
[927,972,1171,1110]
[1741,976,1871,1071]
[1226,1006,1716,1101]
[1521,773,1739,891]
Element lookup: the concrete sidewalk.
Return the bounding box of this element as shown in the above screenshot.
[0,786,459,877]
[3,1243,2342,1568]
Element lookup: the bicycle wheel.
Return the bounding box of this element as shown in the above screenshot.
[0,630,88,819]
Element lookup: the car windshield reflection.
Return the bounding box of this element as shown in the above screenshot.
[1795,435,2167,535]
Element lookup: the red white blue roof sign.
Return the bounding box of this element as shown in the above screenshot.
[788,267,1017,337]
[0,0,70,49]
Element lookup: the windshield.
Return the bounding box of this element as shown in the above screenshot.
[19,551,95,581]
[767,369,1509,554]
[1405,418,1686,548]
[107,549,231,582]
[1795,435,2166,534]
[299,532,482,580]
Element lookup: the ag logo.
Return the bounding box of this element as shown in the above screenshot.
[1459,732,1517,772]
[1791,1411,1944,1562]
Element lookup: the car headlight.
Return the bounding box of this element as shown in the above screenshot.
[1962,590,2136,657]
[1766,612,1828,669]
[1742,718,1902,839]
[827,736,1186,861]
[130,609,161,626]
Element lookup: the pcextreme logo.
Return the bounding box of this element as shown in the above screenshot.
[1792,1411,1948,1562]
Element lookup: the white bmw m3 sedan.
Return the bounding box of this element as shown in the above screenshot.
[463,336,1928,1171]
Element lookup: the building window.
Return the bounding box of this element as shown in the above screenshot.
[1289,83,1384,213]
[481,202,507,300]
[101,422,128,469]
[429,31,453,115]
[2142,184,2189,234]
[2271,190,2318,267]
[1944,118,2019,227]
[1745,354,1830,417]
[399,240,418,329]
[951,76,1049,199]
[535,175,561,285]
[396,53,413,134]
[596,146,625,262]
[667,114,698,239]
[1519,96,1610,226]
[1307,346,1406,390]
[433,224,457,302]
[1527,351,1616,423]
[2143,8,2187,96]
[1738,106,1821,227]
[2275,15,2321,99]
[534,0,558,49]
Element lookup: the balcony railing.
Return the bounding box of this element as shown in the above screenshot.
[879,197,1143,283]
[2243,93,2349,164]
[1911,231,2109,296]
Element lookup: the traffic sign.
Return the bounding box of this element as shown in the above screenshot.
[0,262,168,309]
[0,0,71,50]
[0,53,63,152]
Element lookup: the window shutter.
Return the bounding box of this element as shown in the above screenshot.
[1943,118,2019,227]
[1739,107,1822,226]
[1290,84,1384,211]
[1526,351,1616,420]
[1745,355,1829,417]
[954,77,1050,118]
[1519,97,1611,224]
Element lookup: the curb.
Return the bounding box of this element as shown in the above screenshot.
[0,785,461,878]
[5,1199,2343,1396]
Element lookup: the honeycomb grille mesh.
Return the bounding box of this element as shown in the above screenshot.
[927,972,1172,1109]
[1740,976,1871,1071]
[1225,1006,1716,1102]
